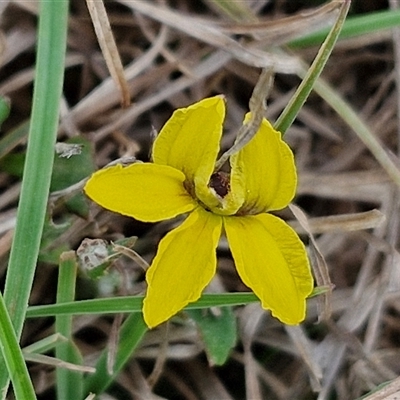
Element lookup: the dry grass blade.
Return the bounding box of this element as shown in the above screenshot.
[146,324,169,388]
[62,24,168,128]
[11,0,38,15]
[285,325,322,392]
[389,0,400,144]
[3,1,400,398]
[112,243,149,271]
[290,209,386,234]
[311,75,400,189]
[290,204,332,321]
[239,304,265,400]
[94,50,232,139]
[362,376,400,400]
[0,55,82,95]
[214,68,273,171]
[117,0,300,72]
[216,0,340,45]
[86,0,130,107]
[298,170,391,203]
[22,353,95,373]
[0,25,36,68]
[107,312,123,375]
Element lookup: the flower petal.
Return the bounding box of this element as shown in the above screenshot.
[143,208,222,328]
[84,163,196,222]
[153,96,225,190]
[230,115,297,214]
[224,213,313,324]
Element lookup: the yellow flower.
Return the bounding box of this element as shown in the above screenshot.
[84,96,313,328]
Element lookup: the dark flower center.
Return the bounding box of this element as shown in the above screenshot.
[209,171,230,198]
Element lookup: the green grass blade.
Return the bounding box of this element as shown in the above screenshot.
[23,334,68,355]
[290,8,400,48]
[26,286,328,318]
[26,293,260,317]
[275,0,350,134]
[55,252,83,400]
[0,0,69,393]
[0,293,36,400]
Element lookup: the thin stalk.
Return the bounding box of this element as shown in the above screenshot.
[214,68,274,171]
[275,0,351,134]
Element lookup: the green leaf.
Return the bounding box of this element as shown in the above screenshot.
[188,307,237,366]
[0,135,95,218]
[0,153,25,176]
[39,216,72,264]
[51,136,96,217]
